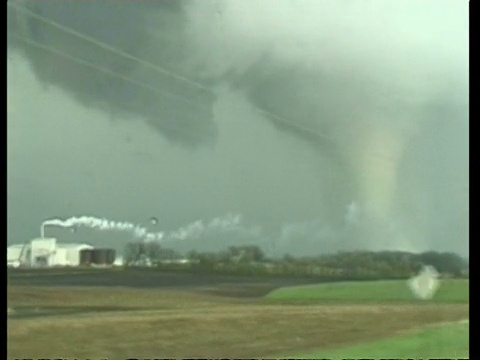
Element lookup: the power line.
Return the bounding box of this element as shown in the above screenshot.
[9,33,398,166]
[9,32,211,113]
[9,33,216,141]
[9,2,339,145]
[8,2,404,165]
[7,2,212,93]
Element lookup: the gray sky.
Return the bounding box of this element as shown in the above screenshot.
[7,0,468,257]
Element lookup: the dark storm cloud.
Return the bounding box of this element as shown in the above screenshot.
[7,0,216,147]
[180,0,468,254]
[7,0,468,256]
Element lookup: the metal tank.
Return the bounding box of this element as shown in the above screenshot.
[79,249,94,265]
[91,248,116,265]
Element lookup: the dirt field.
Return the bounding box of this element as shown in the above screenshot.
[7,269,469,358]
[7,267,317,295]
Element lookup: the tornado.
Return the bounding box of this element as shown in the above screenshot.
[10,0,468,254]
[348,125,406,221]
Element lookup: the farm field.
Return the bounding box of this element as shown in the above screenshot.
[7,268,469,359]
[291,320,469,359]
[7,267,317,296]
[266,278,470,303]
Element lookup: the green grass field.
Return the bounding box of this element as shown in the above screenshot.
[265,279,469,303]
[291,320,469,359]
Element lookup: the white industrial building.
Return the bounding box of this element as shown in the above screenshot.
[7,244,27,268]
[30,237,57,267]
[53,243,94,266]
[7,238,94,267]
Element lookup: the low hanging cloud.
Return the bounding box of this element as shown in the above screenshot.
[10,0,468,256]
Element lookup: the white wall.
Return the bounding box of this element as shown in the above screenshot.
[7,260,21,268]
[8,240,95,267]
[30,238,57,267]
[53,247,69,266]
[7,244,31,266]
[7,246,23,261]
[50,244,94,266]
[64,244,94,266]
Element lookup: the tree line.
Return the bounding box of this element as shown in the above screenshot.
[123,242,468,280]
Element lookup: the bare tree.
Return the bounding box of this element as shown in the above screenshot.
[124,241,163,266]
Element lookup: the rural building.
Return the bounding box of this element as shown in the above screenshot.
[7,244,30,267]
[54,243,95,266]
[7,244,24,260]
[91,248,116,265]
[30,238,57,267]
[7,238,114,268]
[80,248,116,266]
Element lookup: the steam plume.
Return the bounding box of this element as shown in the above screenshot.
[168,213,259,240]
[41,216,164,241]
[40,213,255,246]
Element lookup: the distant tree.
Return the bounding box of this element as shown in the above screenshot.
[282,253,295,263]
[416,251,468,276]
[144,241,162,263]
[224,245,266,263]
[124,242,143,266]
[224,246,241,263]
[187,250,199,260]
[196,252,218,270]
[124,241,163,266]
[159,247,182,261]
[248,245,266,262]
[218,249,233,264]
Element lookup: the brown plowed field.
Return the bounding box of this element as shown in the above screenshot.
[7,268,469,358]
